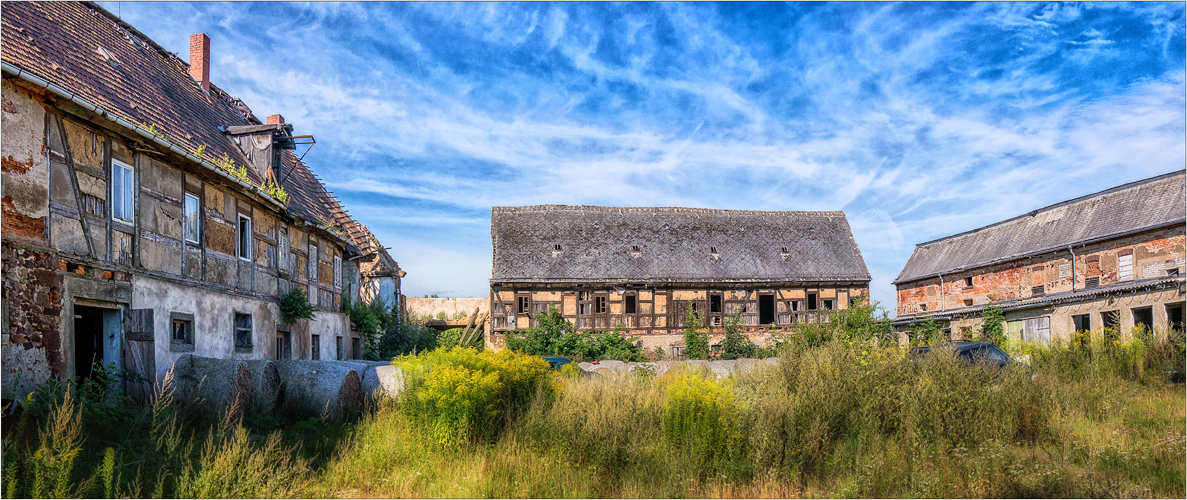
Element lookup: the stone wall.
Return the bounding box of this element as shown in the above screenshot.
[406,297,488,321]
[2,244,61,399]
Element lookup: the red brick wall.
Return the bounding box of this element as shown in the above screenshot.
[897,227,1186,316]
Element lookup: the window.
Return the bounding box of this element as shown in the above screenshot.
[1118,253,1134,282]
[1101,310,1119,330]
[238,215,252,260]
[790,300,800,312]
[595,296,607,314]
[822,299,834,310]
[309,244,319,302]
[1085,276,1100,288]
[1168,304,1185,332]
[234,313,252,350]
[518,296,529,314]
[920,303,928,312]
[964,277,973,287]
[964,299,974,307]
[170,312,194,351]
[1132,307,1153,334]
[333,255,342,288]
[807,293,818,310]
[625,294,637,314]
[759,294,775,324]
[1023,317,1051,345]
[1031,285,1045,297]
[111,159,134,222]
[553,244,562,252]
[336,335,344,360]
[1072,314,1090,332]
[311,334,320,360]
[184,193,200,243]
[710,294,722,313]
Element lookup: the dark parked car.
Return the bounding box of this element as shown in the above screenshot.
[909,341,1026,372]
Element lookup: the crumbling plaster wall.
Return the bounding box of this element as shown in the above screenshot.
[897,228,1186,316]
[2,80,49,244]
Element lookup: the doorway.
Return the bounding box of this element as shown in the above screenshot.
[759,294,775,325]
[74,306,105,381]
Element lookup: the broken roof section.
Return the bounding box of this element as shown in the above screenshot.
[893,171,1186,285]
[491,205,871,285]
[1,1,367,246]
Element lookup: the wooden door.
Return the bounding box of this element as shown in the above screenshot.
[124,308,155,400]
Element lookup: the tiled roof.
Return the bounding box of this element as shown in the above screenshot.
[894,171,1186,285]
[1,1,258,183]
[491,205,871,284]
[894,275,1186,323]
[2,1,371,246]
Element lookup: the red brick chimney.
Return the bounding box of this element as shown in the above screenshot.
[189,33,210,93]
[267,114,285,125]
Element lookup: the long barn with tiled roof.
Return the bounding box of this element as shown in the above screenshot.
[893,171,1185,344]
[1,1,396,398]
[488,205,871,354]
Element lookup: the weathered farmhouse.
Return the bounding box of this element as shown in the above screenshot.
[489,205,871,353]
[1,2,396,400]
[893,171,1185,344]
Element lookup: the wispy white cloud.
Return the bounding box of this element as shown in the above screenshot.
[102,1,1186,307]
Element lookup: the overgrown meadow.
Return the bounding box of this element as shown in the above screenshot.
[3,306,1184,498]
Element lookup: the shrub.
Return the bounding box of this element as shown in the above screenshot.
[504,307,643,361]
[717,313,756,360]
[277,289,315,326]
[662,370,742,466]
[395,348,553,446]
[980,304,1006,346]
[682,305,710,360]
[436,328,465,350]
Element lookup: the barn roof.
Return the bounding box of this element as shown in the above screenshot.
[894,171,1186,285]
[491,205,871,285]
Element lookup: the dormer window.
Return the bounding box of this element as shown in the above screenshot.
[780,247,790,261]
[709,246,719,260]
[630,245,641,257]
[554,244,562,251]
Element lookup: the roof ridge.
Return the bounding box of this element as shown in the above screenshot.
[913,170,1185,248]
[492,205,846,216]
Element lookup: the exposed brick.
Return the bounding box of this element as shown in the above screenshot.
[1,196,47,242]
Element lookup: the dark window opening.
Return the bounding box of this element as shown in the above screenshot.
[822,299,834,310]
[1101,310,1119,330]
[759,294,775,325]
[595,296,607,314]
[1168,304,1184,332]
[553,244,562,251]
[517,296,529,314]
[964,299,973,307]
[710,294,722,313]
[352,338,361,360]
[172,319,191,343]
[336,335,344,360]
[790,300,800,312]
[780,247,788,254]
[807,293,818,310]
[234,313,252,349]
[965,277,973,287]
[710,246,717,254]
[311,334,320,360]
[625,295,637,314]
[631,245,641,253]
[921,303,928,312]
[1072,314,1090,332]
[1133,307,1153,333]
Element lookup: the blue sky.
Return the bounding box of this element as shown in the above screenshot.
[100,2,1185,314]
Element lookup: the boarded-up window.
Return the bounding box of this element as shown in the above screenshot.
[1118,254,1134,282]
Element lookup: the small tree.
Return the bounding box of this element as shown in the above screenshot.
[682,304,710,360]
[980,304,1006,346]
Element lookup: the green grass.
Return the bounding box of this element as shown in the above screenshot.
[2,330,1183,498]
